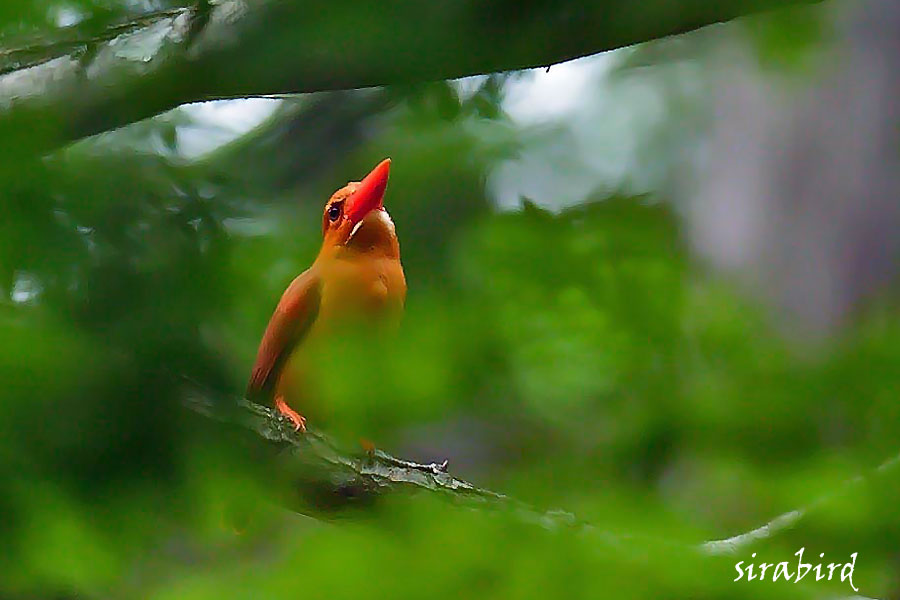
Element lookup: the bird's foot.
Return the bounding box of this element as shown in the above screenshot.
[360,437,376,458]
[274,395,307,432]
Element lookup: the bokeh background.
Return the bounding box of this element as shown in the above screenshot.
[1,0,898,598]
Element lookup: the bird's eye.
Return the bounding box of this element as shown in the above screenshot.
[327,203,342,222]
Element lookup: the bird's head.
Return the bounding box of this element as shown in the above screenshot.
[320,158,397,256]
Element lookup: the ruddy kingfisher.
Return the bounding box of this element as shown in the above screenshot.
[246,159,406,431]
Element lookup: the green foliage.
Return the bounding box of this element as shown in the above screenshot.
[0,3,897,599]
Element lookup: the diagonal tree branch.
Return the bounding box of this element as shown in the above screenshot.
[179,376,890,598]
[182,381,582,528]
[702,509,806,555]
[0,7,189,76]
[0,0,822,154]
[182,373,900,561]
[702,452,900,556]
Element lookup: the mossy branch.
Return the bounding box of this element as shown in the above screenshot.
[182,375,899,568]
[0,0,822,153]
[183,381,582,528]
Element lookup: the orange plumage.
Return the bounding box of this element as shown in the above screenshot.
[247,159,406,430]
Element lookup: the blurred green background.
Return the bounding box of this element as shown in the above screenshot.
[1,1,898,599]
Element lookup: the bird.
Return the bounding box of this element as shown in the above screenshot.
[246,159,406,432]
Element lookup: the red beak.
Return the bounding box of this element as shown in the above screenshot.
[345,158,391,224]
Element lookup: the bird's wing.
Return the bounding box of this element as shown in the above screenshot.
[247,268,321,401]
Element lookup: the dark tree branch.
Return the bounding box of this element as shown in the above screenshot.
[0,0,822,154]
[178,376,892,598]
[182,375,900,564]
[182,382,581,528]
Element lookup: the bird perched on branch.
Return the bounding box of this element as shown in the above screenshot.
[247,159,406,431]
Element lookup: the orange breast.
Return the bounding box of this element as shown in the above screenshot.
[275,252,405,417]
[316,253,406,325]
